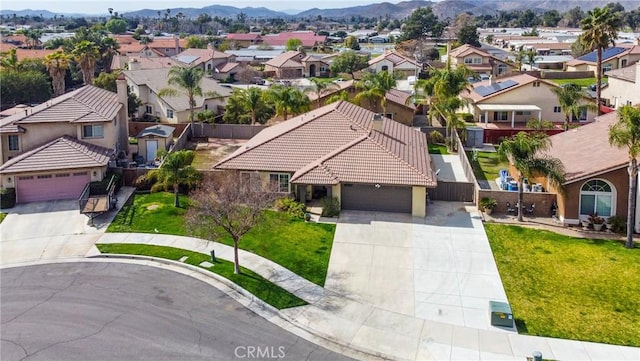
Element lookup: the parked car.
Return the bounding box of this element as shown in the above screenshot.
[332,78,345,84]
[273,79,292,86]
[251,77,266,85]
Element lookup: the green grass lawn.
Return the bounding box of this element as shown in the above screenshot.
[107,192,190,235]
[550,77,606,88]
[485,224,640,347]
[466,151,509,181]
[0,212,6,223]
[96,244,306,310]
[107,192,336,286]
[428,143,449,154]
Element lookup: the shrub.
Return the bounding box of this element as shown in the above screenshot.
[429,130,445,144]
[479,197,497,212]
[459,113,474,122]
[321,196,340,217]
[607,215,626,233]
[274,197,306,219]
[1,188,16,209]
[134,173,155,191]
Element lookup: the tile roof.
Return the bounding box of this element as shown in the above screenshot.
[118,43,146,54]
[306,80,354,101]
[369,50,418,67]
[0,135,113,174]
[264,51,303,68]
[174,48,232,66]
[605,63,638,83]
[123,68,232,110]
[463,74,553,102]
[0,86,122,133]
[136,124,175,138]
[261,31,326,47]
[545,112,627,183]
[448,44,491,59]
[217,62,240,73]
[14,48,56,60]
[226,33,262,41]
[111,55,180,70]
[148,38,188,49]
[215,101,436,187]
[385,89,415,110]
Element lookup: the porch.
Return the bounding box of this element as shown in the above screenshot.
[476,104,542,128]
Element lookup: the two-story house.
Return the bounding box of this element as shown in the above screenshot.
[565,43,640,74]
[0,83,129,203]
[602,62,640,108]
[173,47,240,81]
[124,67,232,123]
[446,44,514,77]
[368,50,421,79]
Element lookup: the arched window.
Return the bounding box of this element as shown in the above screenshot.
[579,179,615,217]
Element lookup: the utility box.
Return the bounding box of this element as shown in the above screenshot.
[489,301,513,328]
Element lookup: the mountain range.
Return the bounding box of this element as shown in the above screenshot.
[2,0,640,20]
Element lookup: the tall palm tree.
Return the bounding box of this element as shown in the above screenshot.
[608,105,640,249]
[99,36,119,73]
[72,40,100,85]
[0,48,19,70]
[44,50,72,96]
[148,150,200,207]
[305,78,338,108]
[497,132,565,222]
[551,83,585,131]
[265,85,310,120]
[581,7,621,115]
[158,66,218,135]
[324,90,350,105]
[241,87,268,124]
[524,48,540,69]
[353,71,397,114]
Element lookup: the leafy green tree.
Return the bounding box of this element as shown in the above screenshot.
[186,35,208,49]
[497,132,565,222]
[344,35,360,50]
[401,7,443,41]
[330,50,369,79]
[44,50,72,96]
[105,18,127,34]
[457,24,480,47]
[581,7,621,115]
[72,40,100,85]
[324,90,350,105]
[147,150,200,207]
[564,6,585,27]
[608,105,640,249]
[265,85,310,121]
[93,71,119,92]
[0,48,19,70]
[542,10,561,27]
[158,66,219,135]
[0,69,52,107]
[285,38,302,51]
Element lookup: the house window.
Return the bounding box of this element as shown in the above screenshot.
[553,106,561,113]
[166,109,174,118]
[627,101,633,106]
[37,174,52,179]
[515,111,531,116]
[82,124,104,138]
[8,135,19,151]
[269,173,290,193]
[602,64,613,72]
[621,59,628,67]
[385,113,393,119]
[533,81,541,87]
[580,179,614,217]
[497,64,507,75]
[493,111,508,121]
[146,105,152,114]
[381,65,389,72]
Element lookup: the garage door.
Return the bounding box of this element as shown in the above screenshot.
[16,172,91,203]
[341,184,412,213]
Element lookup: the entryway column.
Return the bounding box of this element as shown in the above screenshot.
[511,110,515,128]
[485,110,489,125]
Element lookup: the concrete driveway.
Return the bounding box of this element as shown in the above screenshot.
[325,201,512,331]
[0,187,135,265]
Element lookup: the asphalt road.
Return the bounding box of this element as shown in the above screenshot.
[1,262,356,361]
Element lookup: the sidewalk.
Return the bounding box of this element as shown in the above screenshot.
[94,232,640,361]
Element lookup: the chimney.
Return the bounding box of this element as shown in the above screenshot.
[128,58,141,71]
[116,73,130,155]
[372,113,383,132]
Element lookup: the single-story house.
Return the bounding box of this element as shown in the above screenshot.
[136,124,175,163]
[602,61,640,108]
[214,101,437,217]
[368,50,421,78]
[264,51,305,79]
[173,47,239,81]
[544,111,640,232]
[261,31,327,49]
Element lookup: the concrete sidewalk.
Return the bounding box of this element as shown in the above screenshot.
[94,232,640,361]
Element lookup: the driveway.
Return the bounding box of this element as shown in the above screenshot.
[325,201,512,331]
[0,187,135,265]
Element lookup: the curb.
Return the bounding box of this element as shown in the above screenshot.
[89,254,393,361]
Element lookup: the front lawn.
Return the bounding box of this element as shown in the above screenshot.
[550,77,606,88]
[466,151,509,181]
[428,143,449,154]
[485,224,640,347]
[107,192,336,286]
[96,244,307,310]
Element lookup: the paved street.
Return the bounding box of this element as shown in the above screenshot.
[1,262,355,361]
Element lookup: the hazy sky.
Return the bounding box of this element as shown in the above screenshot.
[0,0,426,14]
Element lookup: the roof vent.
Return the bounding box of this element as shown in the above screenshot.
[372,113,383,132]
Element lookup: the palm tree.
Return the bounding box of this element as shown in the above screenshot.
[265,85,310,120]
[240,87,268,124]
[305,78,338,108]
[514,48,525,71]
[353,71,397,114]
[148,150,200,207]
[497,132,565,222]
[325,90,350,105]
[72,40,100,85]
[158,66,219,136]
[99,36,119,73]
[551,83,584,131]
[581,7,621,115]
[44,50,72,96]
[608,105,640,249]
[0,48,19,70]
[524,48,540,69]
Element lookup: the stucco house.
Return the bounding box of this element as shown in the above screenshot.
[446,44,513,77]
[123,68,232,123]
[214,101,437,217]
[173,47,239,81]
[544,111,640,232]
[602,62,640,108]
[565,43,640,73]
[460,73,596,127]
[225,33,263,48]
[368,50,421,78]
[261,31,327,49]
[0,84,129,203]
[264,51,305,79]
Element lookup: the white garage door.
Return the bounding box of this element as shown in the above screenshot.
[16,172,91,203]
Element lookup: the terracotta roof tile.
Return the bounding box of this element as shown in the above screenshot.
[385,89,415,110]
[264,51,303,68]
[215,101,435,187]
[0,135,113,173]
[606,63,637,83]
[226,33,262,41]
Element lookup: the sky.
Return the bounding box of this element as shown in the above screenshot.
[0,0,425,14]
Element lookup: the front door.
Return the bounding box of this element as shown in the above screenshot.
[146,140,158,163]
[309,64,316,77]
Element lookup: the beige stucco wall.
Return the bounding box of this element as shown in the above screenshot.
[332,184,341,204]
[473,81,595,123]
[412,186,426,217]
[369,59,395,73]
[602,78,640,107]
[1,166,107,189]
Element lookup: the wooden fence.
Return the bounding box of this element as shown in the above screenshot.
[200,124,268,139]
[429,181,475,202]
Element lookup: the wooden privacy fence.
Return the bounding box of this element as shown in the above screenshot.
[429,181,475,202]
[199,124,267,139]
